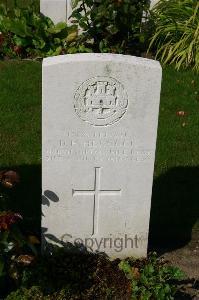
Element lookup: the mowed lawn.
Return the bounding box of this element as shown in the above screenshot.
[0,61,41,166]
[0,60,198,245]
[0,61,41,230]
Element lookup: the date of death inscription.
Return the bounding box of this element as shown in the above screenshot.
[44,131,153,163]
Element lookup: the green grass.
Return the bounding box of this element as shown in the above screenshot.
[0,60,41,230]
[0,60,41,166]
[155,67,199,176]
[150,66,199,248]
[0,60,198,247]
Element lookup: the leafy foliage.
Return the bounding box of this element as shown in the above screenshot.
[70,0,150,54]
[149,0,199,72]
[0,171,37,297]
[0,0,152,58]
[5,250,186,300]
[119,253,185,300]
[1,0,39,12]
[0,4,90,58]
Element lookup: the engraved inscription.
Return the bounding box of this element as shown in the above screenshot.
[72,167,121,236]
[45,131,154,162]
[74,77,128,126]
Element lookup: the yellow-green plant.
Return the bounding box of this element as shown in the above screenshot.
[148,0,199,72]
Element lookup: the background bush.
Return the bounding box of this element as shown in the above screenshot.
[71,0,150,54]
[0,0,39,12]
[149,0,199,72]
[0,4,91,58]
[0,0,151,58]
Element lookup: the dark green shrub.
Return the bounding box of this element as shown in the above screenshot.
[0,4,90,58]
[5,250,186,300]
[6,286,72,300]
[0,0,152,58]
[0,0,39,12]
[71,0,150,54]
[148,0,199,72]
[119,253,185,300]
[6,286,45,300]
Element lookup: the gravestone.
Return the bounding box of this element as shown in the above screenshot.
[150,0,159,8]
[40,0,72,24]
[42,53,162,259]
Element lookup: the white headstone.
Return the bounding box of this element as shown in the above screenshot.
[150,0,159,8]
[67,0,73,20]
[40,0,68,24]
[42,54,162,259]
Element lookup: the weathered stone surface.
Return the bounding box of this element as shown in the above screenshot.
[40,0,67,24]
[42,54,162,259]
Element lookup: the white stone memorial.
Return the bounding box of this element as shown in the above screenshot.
[42,53,162,259]
[150,0,159,8]
[40,0,69,24]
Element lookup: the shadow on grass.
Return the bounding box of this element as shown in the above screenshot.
[1,165,198,255]
[149,166,199,254]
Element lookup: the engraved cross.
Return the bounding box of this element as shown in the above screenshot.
[72,167,121,236]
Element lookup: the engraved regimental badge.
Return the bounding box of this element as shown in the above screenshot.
[74,77,128,126]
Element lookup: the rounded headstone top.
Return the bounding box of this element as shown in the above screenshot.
[43,53,162,71]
